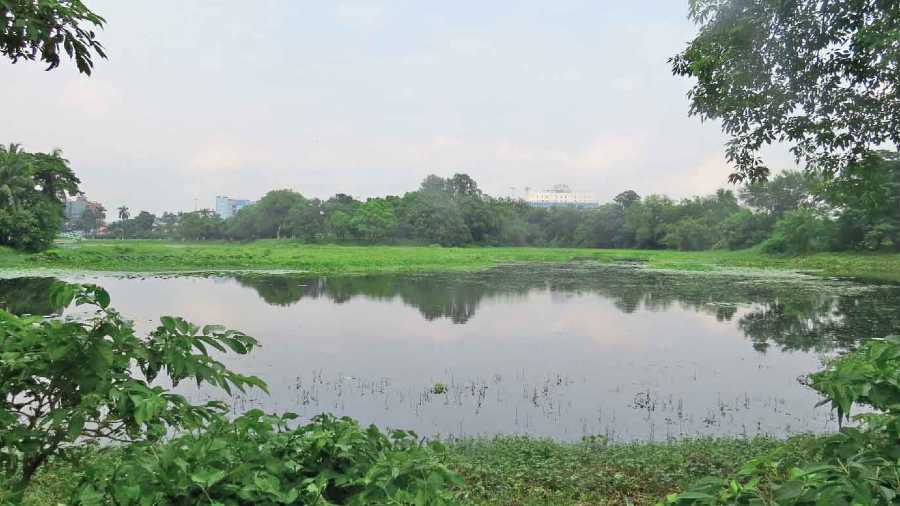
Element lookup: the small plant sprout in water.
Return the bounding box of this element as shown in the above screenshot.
[432,382,448,395]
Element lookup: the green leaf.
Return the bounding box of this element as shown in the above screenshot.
[160,316,176,332]
[190,468,227,488]
[95,288,110,308]
[67,412,85,441]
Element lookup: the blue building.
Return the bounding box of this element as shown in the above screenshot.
[215,196,254,219]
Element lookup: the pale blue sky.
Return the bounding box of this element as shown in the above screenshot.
[1,1,794,213]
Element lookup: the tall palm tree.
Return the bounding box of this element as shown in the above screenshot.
[117,206,129,239]
[0,144,31,209]
[31,148,80,202]
[0,143,82,250]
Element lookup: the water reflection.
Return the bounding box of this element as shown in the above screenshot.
[230,266,900,352]
[2,266,899,440]
[3,267,899,354]
[0,277,62,316]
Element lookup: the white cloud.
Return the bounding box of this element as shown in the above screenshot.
[336,2,385,29]
[59,78,122,118]
[447,35,494,55]
[577,135,644,171]
[188,138,273,173]
[494,141,573,166]
[611,75,640,93]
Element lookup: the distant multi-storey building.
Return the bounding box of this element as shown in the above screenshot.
[524,184,598,208]
[215,196,254,219]
[65,195,105,222]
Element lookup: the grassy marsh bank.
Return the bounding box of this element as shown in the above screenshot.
[15,435,816,506]
[1,239,898,280]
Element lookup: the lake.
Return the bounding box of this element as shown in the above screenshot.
[3,264,899,441]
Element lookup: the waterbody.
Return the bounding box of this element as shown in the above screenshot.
[3,265,899,441]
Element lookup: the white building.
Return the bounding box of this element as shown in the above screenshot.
[524,184,598,208]
[215,196,254,219]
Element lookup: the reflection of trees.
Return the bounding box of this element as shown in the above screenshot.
[233,267,900,352]
[739,298,841,353]
[739,290,900,353]
[238,276,309,306]
[0,277,63,315]
[235,274,530,324]
[1,269,895,353]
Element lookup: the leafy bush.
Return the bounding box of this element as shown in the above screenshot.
[663,218,719,251]
[76,411,462,505]
[663,335,900,505]
[0,283,264,494]
[1,283,463,504]
[717,210,773,250]
[761,209,834,255]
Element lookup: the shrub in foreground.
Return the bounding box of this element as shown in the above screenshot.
[0,283,264,495]
[76,411,461,505]
[0,284,462,505]
[664,336,900,505]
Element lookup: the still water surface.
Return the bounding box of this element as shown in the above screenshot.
[3,265,899,441]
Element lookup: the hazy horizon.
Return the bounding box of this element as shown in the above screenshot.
[2,1,796,215]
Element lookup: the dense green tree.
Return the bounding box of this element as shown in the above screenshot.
[624,195,677,249]
[284,198,325,242]
[326,209,354,241]
[739,171,817,218]
[0,144,80,251]
[156,212,178,238]
[446,173,480,197]
[613,190,640,209]
[672,0,900,183]
[253,190,307,239]
[418,174,448,194]
[663,217,718,251]
[176,210,224,240]
[823,152,900,251]
[763,208,835,255]
[574,204,627,248]
[72,204,105,235]
[398,191,470,246]
[490,199,536,246]
[717,209,772,250]
[350,198,397,242]
[126,210,156,238]
[542,207,582,246]
[458,195,500,243]
[1,0,106,74]
[322,193,361,241]
[226,206,259,240]
[103,172,898,254]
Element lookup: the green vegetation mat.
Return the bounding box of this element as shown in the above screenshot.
[1,240,899,281]
[17,435,817,506]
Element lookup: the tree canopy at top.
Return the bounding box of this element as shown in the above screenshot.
[1,0,106,74]
[672,0,900,183]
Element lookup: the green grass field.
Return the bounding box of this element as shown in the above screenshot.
[1,239,898,280]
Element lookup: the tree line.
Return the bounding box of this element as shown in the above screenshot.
[99,153,899,253]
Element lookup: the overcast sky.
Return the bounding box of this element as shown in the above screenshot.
[2,1,795,214]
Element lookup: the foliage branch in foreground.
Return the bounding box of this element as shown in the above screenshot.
[672,0,900,183]
[1,0,106,74]
[0,283,265,493]
[0,283,463,504]
[75,411,463,505]
[664,335,900,505]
